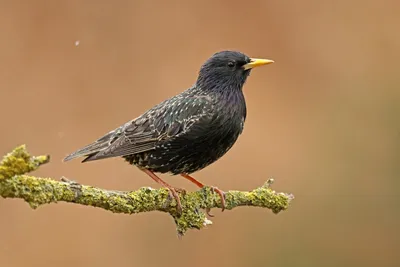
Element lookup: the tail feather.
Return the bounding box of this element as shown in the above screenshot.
[63,141,109,162]
[63,131,116,162]
[81,153,102,163]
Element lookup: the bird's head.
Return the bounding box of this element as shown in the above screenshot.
[196,51,273,93]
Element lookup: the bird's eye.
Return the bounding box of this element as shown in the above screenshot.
[228,61,235,68]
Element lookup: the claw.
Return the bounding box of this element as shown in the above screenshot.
[141,169,184,215]
[167,187,183,215]
[211,187,226,212]
[180,173,227,215]
[205,207,214,217]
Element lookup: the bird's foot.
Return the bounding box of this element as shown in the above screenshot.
[179,174,225,215]
[205,187,226,217]
[165,186,185,215]
[140,169,185,214]
[211,186,226,212]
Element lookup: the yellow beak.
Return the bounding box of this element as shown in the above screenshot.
[243,58,274,70]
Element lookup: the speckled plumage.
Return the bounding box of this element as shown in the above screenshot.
[123,85,246,175]
[64,51,254,175]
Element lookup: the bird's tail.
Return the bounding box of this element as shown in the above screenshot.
[63,131,115,162]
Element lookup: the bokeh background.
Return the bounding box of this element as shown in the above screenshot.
[1,1,399,266]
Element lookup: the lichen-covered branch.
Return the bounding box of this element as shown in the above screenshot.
[0,145,294,236]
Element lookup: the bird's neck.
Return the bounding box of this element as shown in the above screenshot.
[195,78,244,95]
[193,83,247,119]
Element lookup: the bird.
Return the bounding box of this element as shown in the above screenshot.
[63,50,274,214]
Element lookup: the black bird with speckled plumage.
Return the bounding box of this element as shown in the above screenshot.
[64,51,273,213]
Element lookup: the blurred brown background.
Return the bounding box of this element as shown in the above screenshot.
[1,0,399,266]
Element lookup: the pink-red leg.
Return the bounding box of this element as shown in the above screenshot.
[141,169,183,214]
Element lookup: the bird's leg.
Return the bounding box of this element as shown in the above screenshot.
[180,174,226,216]
[141,169,183,214]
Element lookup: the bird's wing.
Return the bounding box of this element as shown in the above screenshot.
[64,95,214,162]
[83,117,157,161]
[152,95,215,141]
[62,119,157,162]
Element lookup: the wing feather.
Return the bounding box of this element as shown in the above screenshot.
[64,95,215,162]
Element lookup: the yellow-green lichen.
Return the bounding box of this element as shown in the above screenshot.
[0,145,49,180]
[0,145,294,236]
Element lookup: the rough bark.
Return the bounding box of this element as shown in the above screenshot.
[0,145,294,236]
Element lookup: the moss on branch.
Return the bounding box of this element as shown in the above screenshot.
[0,145,294,236]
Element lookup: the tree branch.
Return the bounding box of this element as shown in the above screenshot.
[0,145,294,236]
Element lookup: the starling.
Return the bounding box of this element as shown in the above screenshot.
[63,51,273,213]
